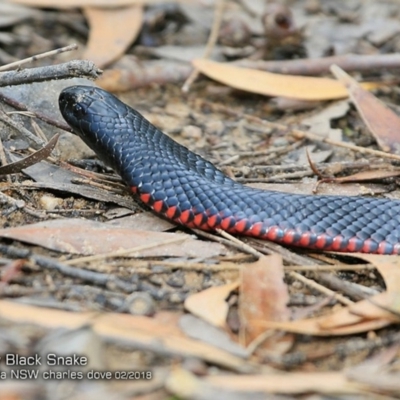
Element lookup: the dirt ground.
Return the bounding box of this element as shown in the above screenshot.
[1,0,400,399]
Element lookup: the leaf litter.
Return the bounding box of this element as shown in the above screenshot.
[2,1,400,399]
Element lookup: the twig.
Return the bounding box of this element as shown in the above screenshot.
[200,99,400,162]
[0,44,78,72]
[0,191,25,213]
[64,235,188,265]
[192,228,261,256]
[0,244,136,293]
[0,135,11,184]
[0,60,102,87]
[116,258,241,271]
[182,0,225,92]
[291,128,400,161]
[284,263,375,271]
[0,109,44,147]
[234,53,400,76]
[0,92,72,133]
[288,271,354,306]
[216,229,263,258]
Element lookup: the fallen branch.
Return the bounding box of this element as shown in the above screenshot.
[235,53,400,76]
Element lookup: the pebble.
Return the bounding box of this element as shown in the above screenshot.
[271,137,289,147]
[39,195,62,211]
[166,271,185,288]
[181,125,202,140]
[125,292,155,316]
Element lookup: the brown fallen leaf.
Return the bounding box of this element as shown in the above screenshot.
[334,169,400,183]
[205,372,360,394]
[97,58,192,92]
[0,300,253,372]
[239,255,290,345]
[0,133,59,175]
[0,218,226,259]
[105,211,175,231]
[83,5,143,68]
[184,281,239,328]
[253,254,400,336]
[193,59,380,101]
[331,64,400,153]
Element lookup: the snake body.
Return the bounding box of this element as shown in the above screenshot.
[59,85,400,254]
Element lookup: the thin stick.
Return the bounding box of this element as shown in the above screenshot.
[0,44,78,72]
[289,271,354,306]
[182,0,225,92]
[200,100,400,162]
[0,60,101,88]
[64,235,188,265]
[216,229,264,258]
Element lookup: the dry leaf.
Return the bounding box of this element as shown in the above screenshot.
[83,5,143,68]
[0,300,252,372]
[331,64,400,153]
[334,169,400,183]
[0,133,59,175]
[301,100,349,140]
[253,254,400,336]
[239,255,289,344]
[0,218,226,258]
[184,281,239,328]
[193,59,379,101]
[206,372,360,394]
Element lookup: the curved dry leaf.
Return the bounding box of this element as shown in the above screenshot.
[193,59,379,101]
[331,64,400,153]
[83,5,143,68]
[0,133,59,175]
[184,281,239,328]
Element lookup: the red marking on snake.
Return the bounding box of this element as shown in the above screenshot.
[235,219,248,233]
[165,206,178,219]
[206,214,219,228]
[298,232,311,246]
[153,200,164,213]
[220,217,233,230]
[140,193,151,204]
[248,222,263,237]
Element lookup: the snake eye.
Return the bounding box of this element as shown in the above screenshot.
[72,103,87,117]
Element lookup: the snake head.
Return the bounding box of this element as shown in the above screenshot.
[59,85,125,138]
[59,85,131,170]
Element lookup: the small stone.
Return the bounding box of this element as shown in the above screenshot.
[39,195,62,211]
[181,125,202,140]
[125,292,155,316]
[168,291,186,304]
[271,137,289,147]
[167,271,185,288]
